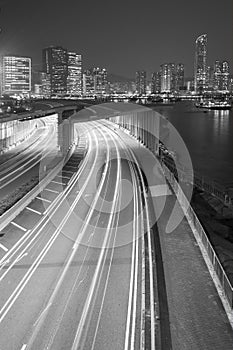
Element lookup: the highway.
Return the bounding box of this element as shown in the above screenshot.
[0,114,60,199]
[0,120,156,350]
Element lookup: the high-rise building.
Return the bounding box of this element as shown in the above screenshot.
[135,71,146,95]
[1,55,31,95]
[83,69,95,95]
[42,46,68,96]
[175,63,184,91]
[93,67,108,95]
[40,72,51,98]
[160,63,175,92]
[213,60,222,91]
[222,61,229,91]
[151,72,161,94]
[194,34,207,92]
[213,60,230,92]
[67,52,82,96]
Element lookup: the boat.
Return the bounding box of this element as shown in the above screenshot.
[195,100,232,110]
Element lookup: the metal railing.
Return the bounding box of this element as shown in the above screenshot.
[162,163,233,309]
[161,153,233,208]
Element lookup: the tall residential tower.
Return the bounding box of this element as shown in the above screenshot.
[42,46,68,96]
[194,34,207,92]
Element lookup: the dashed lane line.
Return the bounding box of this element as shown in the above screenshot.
[11,222,27,232]
[0,243,8,252]
[36,196,52,203]
[26,207,42,215]
[44,188,59,194]
[51,180,67,186]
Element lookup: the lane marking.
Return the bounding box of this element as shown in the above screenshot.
[33,302,52,327]
[26,207,42,215]
[149,184,172,197]
[56,175,71,180]
[44,188,59,194]
[61,170,73,174]
[11,221,27,232]
[20,344,27,350]
[0,244,8,252]
[51,180,67,186]
[0,259,10,268]
[64,165,76,169]
[36,196,51,203]
[14,253,28,264]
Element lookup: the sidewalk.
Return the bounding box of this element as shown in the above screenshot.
[117,129,233,349]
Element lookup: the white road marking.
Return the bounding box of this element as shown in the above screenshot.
[20,344,27,350]
[65,165,76,169]
[26,207,42,215]
[44,188,59,194]
[149,184,172,197]
[61,170,73,174]
[33,302,52,327]
[51,180,66,186]
[36,196,51,203]
[56,175,70,180]
[0,259,10,268]
[11,221,27,232]
[15,253,28,264]
[0,244,8,252]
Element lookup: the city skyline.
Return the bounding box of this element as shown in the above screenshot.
[0,0,232,78]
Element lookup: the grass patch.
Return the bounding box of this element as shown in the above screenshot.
[0,176,39,216]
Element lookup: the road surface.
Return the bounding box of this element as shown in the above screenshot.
[0,120,155,350]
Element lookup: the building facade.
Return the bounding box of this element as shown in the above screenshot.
[42,46,68,96]
[160,63,175,92]
[1,55,31,95]
[213,60,229,92]
[175,63,184,91]
[83,70,95,95]
[83,68,108,96]
[194,34,207,92]
[135,71,146,95]
[151,72,161,94]
[67,52,82,96]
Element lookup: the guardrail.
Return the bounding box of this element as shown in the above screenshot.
[161,162,233,310]
[0,143,75,232]
[161,153,233,208]
[109,112,233,312]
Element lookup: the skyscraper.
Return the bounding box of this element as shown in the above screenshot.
[175,63,184,91]
[151,72,161,94]
[93,67,108,95]
[135,71,146,95]
[160,63,175,92]
[42,46,68,96]
[1,55,31,95]
[82,69,95,95]
[194,34,207,92]
[40,72,51,98]
[221,61,229,91]
[67,52,82,96]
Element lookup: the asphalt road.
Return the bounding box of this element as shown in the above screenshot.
[0,121,154,350]
[0,115,60,199]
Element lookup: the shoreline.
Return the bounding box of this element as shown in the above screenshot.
[191,188,233,285]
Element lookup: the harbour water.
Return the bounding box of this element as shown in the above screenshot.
[153,101,233,190]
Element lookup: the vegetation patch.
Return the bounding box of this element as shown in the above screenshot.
[0,176,39,216]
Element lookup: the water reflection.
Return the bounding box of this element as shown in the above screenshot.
[213,110,230,138]
[153,102,233,186]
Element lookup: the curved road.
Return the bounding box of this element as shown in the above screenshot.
[0,121,155,350]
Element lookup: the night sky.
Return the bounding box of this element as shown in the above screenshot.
[0,0,232,79]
